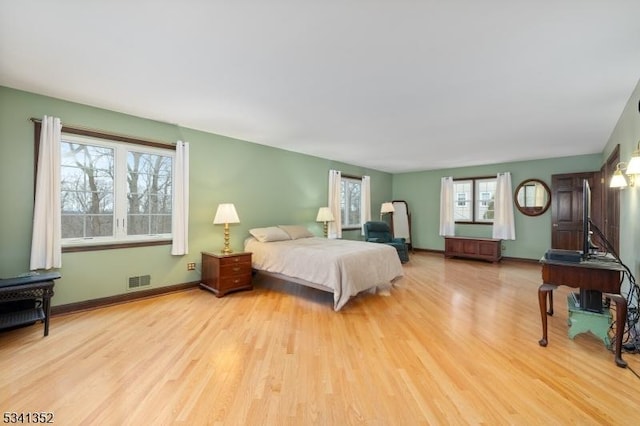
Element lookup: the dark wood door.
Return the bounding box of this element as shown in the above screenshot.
[551,172,598,250]
[602,145,620,254]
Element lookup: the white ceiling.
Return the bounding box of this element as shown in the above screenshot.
[1,1,639,173]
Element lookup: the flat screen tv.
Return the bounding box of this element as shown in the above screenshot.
[582,179,622,262]
[581,178,603,312]
[582,178,597,259]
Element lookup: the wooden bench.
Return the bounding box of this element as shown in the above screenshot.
[444,236,502,263]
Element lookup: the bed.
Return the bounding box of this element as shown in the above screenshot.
[244,226,404,311]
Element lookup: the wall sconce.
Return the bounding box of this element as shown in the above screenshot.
[316,207,335,238]
[213,203,240,254]
[610,142,640,189]
[610,162,630,188]
[625,142,640,176]
[380,202,395,220]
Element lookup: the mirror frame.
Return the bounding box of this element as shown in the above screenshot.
[514,178,551,216]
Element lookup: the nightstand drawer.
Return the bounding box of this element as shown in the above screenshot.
[219,254,251,266]
[218,273,252,291]
[220,262,250,277]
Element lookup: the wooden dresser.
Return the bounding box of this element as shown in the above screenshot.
[200,252,253,297]
[444,236,502,263]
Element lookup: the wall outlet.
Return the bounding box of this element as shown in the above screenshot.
[187,262,196,271]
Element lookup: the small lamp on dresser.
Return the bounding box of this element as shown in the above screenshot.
[213,203,240,255]
[380,202,395,220]
[316,207,335,238]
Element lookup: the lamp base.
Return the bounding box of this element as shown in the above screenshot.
[221,223,233,255]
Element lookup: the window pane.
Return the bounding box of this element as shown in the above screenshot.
[453,181,472,221]
[61,214,113,239]
[340,177,362,227]
[59,134,175,245]
[127,151,172,237]
[453,178,497,223]
[128,214,172,235]
[475,179,496,222]
[61,141,114,239]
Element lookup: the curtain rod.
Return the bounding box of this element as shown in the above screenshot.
[29,117,177,149]
[342,173,363,180]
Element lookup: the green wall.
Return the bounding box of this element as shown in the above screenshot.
[392,155,602,259]
[0,86,392,306]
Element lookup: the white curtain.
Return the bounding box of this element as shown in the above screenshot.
[360,175,371,235]
[328,169,342,239]
[171,141,190,255]
[493,172,516,240]
[30,116,62,270]
[439,176,455,237]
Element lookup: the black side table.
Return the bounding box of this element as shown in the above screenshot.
[0,272,60,336]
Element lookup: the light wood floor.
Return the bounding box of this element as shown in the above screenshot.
[1,252,639,425]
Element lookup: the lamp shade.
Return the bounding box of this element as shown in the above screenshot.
[610,163,628,188]
[610,170,628,188]
[380,202,395,214]
[213,203,240,224]
[626,148,640,175]
[316,207,334,222]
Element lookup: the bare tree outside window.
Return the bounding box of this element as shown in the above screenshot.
[59,134,174,245]
[127,151,172,236]
[61,142,114,238]
[341,177,361,228]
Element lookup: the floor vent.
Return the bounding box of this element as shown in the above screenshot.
[128,275,151,289]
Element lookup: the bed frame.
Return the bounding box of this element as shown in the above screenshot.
[253,269,334,293]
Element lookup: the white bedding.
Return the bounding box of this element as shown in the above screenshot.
[245,236,404,311]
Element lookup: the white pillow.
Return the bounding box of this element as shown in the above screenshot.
[278,225,314,240]
[249,227,291,243]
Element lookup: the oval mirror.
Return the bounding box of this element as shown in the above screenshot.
[514,179,551,216]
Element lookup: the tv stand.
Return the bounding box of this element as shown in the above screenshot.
[538,256,627,368]
[579,288,603,312]
[567,294,612,348]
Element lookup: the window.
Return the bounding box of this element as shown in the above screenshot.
[453,177,496,223]
[341,176,362,229]
[60,133,174,246]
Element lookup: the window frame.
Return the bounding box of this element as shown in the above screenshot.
[34,121,176,252]
[340,175,363,230]
[453,176,497,225]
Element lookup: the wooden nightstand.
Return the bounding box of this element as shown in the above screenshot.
[200,251,252,297]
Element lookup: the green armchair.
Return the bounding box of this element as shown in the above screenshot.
[363,221,409,263]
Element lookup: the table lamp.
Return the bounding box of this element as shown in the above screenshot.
[380,202,395,220]
[316,207,335,237]
[213,203,240,254]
